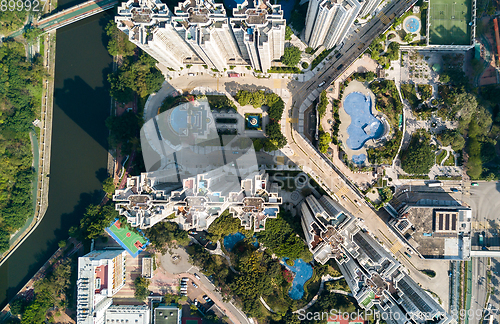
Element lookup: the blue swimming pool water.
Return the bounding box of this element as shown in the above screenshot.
[223,232,246,251]
[344,92,383,151]
[223,232,258,251]
[281,258,313,300]
[352,154,367,164]
[170,106,188,134]
[405,17,420,33]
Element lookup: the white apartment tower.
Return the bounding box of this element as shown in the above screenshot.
[230,0,286,72]
[115,0,286,71]
[359,0,383,17]
[115,0,200,70]
[304,0,362,50]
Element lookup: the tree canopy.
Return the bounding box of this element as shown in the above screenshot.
[105,20,136,56]
[401,132,435,174]
[108,54,164,101]
[318,131,331,153]
[281,46,301,67]
[0,41,45,253]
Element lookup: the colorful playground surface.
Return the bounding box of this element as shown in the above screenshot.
[429,0,472,45]
[106,219,149,257]
[403,16,421,34]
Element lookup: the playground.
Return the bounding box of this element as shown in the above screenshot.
[106,219,148,257]
[429,0,472,45]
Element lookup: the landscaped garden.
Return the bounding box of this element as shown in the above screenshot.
[182,209,350,322]
[234,90,287,149]
[366,80,403,164]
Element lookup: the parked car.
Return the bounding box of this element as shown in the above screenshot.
[194,273,200,279]
[471,182,479,186]
[192,282,198,288]
[335,52,342,59]
[450,188,459,192]
[336,64,344,70]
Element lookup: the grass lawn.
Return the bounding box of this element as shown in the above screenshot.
[436,150,447,165]
[444,153,455,166]
[429,0,472,45]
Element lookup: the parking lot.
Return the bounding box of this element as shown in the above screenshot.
[465,182,500,247]
[180,276,216,315]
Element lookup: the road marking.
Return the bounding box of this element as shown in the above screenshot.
[335,185,349,197]
[390,241,403,254]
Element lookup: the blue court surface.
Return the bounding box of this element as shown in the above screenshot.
[344,92,383,151]
[281,258,313,300]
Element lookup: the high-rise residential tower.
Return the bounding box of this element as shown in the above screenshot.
[230,0,286,72]
[115,0,286,72]
[359,0,383,17]
[304,0,362,50]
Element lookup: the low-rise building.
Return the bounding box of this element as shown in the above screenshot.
[390,201,472,260]
[76,249,127,324]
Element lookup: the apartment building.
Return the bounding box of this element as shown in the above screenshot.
[300,195,455,324]
[359,0,383,17]
[76,250,127,324]
[113,169,281,231]
[230,0,286,72]
[304,0,362,49]
[115,0,285,71]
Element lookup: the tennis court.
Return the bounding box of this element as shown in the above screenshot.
[429,0,472,45]
[106,219,148,257]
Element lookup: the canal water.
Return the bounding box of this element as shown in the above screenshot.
[0,10,113,307]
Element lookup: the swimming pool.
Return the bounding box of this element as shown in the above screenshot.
[169,105,188,134]
[281,258,313,300]
[223,232,258,251]
[223,232,245,251]
[404,16,421,33]
[343,92,383,151]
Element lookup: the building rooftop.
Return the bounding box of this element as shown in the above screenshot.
[392,203,472,259]
[153,306,180,324]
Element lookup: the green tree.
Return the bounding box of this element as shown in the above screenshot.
[134,277,150,300]
[105,20,136,56]
[79,204,117,240]
[401,133,435,174]
[285,26,293,40]
[317,91,328,118]
[102,177,116,197]
[318,132,331,153]
[265,122,287,149]
[281,46,301,67]
[23,25,42,43]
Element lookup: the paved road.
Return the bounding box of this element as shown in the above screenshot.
[469,257,488,324]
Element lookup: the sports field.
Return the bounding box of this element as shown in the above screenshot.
[106,219,148,257]
[429,0,472,45]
